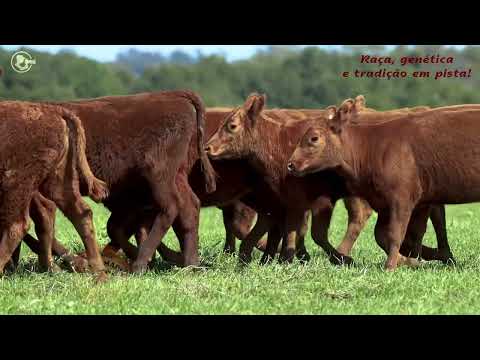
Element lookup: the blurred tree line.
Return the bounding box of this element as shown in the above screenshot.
[1,45,480,110]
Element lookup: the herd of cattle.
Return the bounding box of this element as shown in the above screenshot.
[1,87,478,281]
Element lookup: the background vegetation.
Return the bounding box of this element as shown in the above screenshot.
[2,45,479,109]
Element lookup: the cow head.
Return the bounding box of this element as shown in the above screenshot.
[287,96,362,176]
[205,93,266,160]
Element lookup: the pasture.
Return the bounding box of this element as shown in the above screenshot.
[1,200,480,315]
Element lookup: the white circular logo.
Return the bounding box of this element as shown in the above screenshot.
[11,51,36,73]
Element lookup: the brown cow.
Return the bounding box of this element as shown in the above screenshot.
[59,91,216,273]
[96,106,369,267]
[205,94,377,264]
[18,98,447,271]
[97,102,467,265]
[288,97,480,270]
[9,91,217,273]
[0,102,108,277]
[206,94,455,266]
[15,105,262,271]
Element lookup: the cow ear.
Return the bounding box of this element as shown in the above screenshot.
[326,106,337,121]
[244,93,266,126]
[330,99,355,133]
[326,105,341,133]
[354,95,366,112]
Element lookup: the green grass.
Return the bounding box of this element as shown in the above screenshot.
[2,200,480,315]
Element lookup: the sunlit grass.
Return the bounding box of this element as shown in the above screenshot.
[2,200,480,314]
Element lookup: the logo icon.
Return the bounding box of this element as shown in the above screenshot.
[11,51,36,73]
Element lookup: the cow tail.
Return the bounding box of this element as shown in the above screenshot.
[184,91,217,193]
[61,109,109,202]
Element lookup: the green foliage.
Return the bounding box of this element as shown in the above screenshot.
[2,45,480,109]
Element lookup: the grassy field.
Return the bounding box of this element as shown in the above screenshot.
[2,200,480,315]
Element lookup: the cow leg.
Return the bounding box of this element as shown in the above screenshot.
[279,210,305,263]
[295,211,311,262]
[0,196,31,274]
[170,174,201,267]
[311,198,353,265]
[50,190,105,276]
[375,202,416,271]
[131,173,181,273]
[0,221,29,274]
[221,206,237,254]
[221,203,257,254]
[238,214,273,264]
[28,193,58,272]
[5,243,21,272]
[398,204,454,265]
[260,222,282,265]
[400,205,431,261]
[105,211,139,261]
[22,193,87,272]
[254,214,277,252]
[336,197,373,257]
[157,240,184,267]
[11,243,21,269]
[135,221,153,247]
[21,232,88,273]
[103,208,182,267]
[429,205,455,264]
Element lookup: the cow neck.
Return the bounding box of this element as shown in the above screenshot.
[335,125,371,187]
[246,113,285,182]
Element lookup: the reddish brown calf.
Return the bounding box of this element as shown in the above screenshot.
[207,94,455,266]
[0,102,108,276]
[289,97,480,270]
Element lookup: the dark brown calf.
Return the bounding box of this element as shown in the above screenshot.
[0,102,108,276]
[18,105,261,270]
[60,91,216,272]
[288,97,480,270]
[12,91,216,273]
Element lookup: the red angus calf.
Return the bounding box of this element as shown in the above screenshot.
[289,97,480,270]
[0,102,108,277]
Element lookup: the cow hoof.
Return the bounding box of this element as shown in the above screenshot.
[238,253,252,265]
[404,257,421,268]
[223,246,236,255]
[131,262,148,274]
[329,254,354,266]
[439,252,456,266]
[278,248,296,264]
[101,244,121,257]
[260,254,274,265]
[94,271,109,284]
[442,257,456,266]
[44,263,62,274]
[278,255,295,264]
[296,250,311,263]
[71,256,89,273]
[4,262,16,274]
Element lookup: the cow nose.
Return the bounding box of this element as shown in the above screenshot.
[287,162,295,172]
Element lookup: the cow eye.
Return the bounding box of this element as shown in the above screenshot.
[229,123,238,131]
[311,136,319,143]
